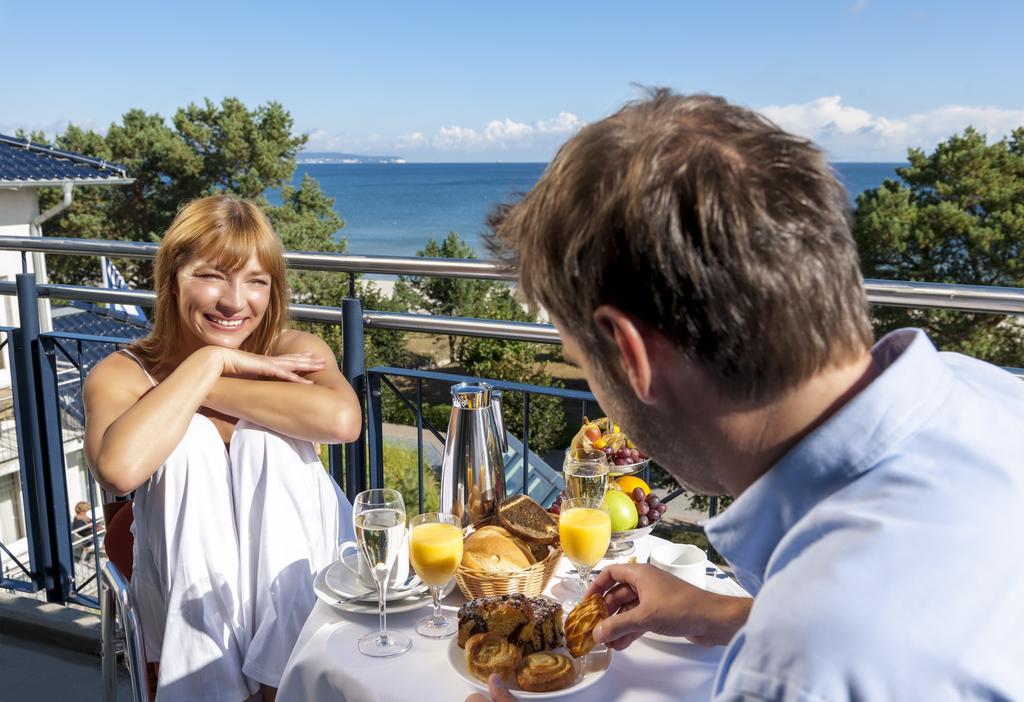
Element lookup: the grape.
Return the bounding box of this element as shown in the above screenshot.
[647,495,661,508]
[649,510,660,524]
[638,515,650,528]
[603,446,614,456]
[615,448,629,460]
[637,501,649,516]
[613,457,627,466]
[629,448,640,461]
[632,487,645,501]
[549,505,560,515]
[656,503,667,514]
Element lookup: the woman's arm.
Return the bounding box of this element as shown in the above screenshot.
[84,345,324,495]
[84,347,227,495]
[202,330,362,444]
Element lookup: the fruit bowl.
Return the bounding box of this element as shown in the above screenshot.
[608,457,651,478]
[607,523,656,557]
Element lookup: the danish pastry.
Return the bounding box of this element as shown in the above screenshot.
[516,651,577,692]
[564,593,609,658]
[465,632,522,685]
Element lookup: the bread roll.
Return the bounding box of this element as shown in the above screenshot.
[475,526,536,565]
[462,530,533,572]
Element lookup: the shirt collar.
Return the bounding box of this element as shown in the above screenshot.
[703,329,954,596]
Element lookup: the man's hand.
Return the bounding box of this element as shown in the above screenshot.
[585,563,751,649]
[465,674,519,702]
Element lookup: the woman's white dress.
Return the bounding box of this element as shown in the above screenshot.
[123,351,354,701]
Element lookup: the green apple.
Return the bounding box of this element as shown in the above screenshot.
[602,489,638,532]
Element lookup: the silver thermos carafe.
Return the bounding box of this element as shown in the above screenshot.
[440,382,508,528]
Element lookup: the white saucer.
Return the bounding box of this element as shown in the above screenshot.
[448,639,611,699]
[324,553,422,603]
[314,564,455,616]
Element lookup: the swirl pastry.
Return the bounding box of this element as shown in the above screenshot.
[516,651,577,692]
[465,632,522,684]
[564,593,609,658]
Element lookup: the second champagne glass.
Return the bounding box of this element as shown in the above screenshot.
[559,496,611,605]
[354,488,412,657]
[563,450,610,501]
[408,512,463,638]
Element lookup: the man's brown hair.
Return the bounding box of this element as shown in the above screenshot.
[489,90,872,402]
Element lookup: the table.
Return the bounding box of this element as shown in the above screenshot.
[278,536,748,702]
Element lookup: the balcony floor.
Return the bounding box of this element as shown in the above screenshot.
[0,630,134,698]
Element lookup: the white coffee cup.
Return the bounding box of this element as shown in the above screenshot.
[649,543,708,590]
[338,530,411,590]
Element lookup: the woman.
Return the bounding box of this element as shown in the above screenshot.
[84,195,361,702]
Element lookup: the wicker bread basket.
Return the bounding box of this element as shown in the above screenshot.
[455,544,562,598]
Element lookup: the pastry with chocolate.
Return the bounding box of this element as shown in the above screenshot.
[457,594,564,655]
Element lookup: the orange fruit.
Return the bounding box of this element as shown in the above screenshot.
[616,476,650,496]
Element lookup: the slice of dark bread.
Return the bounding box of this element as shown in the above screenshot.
[498,495,559,545]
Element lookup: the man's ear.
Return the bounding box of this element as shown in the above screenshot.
[592,305,656,404]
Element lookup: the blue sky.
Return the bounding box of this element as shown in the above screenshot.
[4,0,1023,161]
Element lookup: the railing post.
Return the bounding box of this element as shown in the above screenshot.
[341,298,367,498]
[366,372,384,490]
[12,273,72,602]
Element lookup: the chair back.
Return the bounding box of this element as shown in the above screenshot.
[101,561,149,701]
[103,501,135,582]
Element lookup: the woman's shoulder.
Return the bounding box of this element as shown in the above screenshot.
[86,349,154,393]
[274,328,332,354]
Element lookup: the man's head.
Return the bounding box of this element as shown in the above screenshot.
[489,90,873,491]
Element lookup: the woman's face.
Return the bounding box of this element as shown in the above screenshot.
[174,253,272,351]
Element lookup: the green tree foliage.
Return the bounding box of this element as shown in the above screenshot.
[384,443,440,516]
[853,127,1024,366]
[402,232,567,454]
[401,232,493,362]
[37,98,343,292]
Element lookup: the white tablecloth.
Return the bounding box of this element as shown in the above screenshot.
[278,536,748,702]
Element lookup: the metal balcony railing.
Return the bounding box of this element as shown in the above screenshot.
[0,234,1022,608]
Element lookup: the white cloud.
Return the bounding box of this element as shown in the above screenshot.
[758,96,1024,160]
[536,111,584,134]
[427,112,585,153]
[483,118,533,143]
[301,111,584,159]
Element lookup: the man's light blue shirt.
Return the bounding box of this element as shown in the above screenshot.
[704,329,1024,701]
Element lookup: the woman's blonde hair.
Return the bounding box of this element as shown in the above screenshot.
[127,196,289,372]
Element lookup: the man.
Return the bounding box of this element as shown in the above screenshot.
[469,90,1024,701]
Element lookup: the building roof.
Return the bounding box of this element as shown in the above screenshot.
[51,303,149,429]
[0,134,133,188]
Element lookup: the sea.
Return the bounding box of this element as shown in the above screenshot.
[273,162,905,258]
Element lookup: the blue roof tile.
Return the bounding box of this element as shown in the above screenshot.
[51,304,149,428]
[0,134,130,185]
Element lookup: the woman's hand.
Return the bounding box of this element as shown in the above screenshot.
[216,348,325,383]
[585,563,751,649]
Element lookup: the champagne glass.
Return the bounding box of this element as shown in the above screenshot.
[408,512,463,638]
[354,489,412,657]
[559,496,611,604]
[563,450,610,501]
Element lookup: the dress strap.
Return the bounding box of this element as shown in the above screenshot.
[119,349,158,387]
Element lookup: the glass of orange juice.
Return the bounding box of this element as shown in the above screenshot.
[559,497,611,600]
[408,512,464,638]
